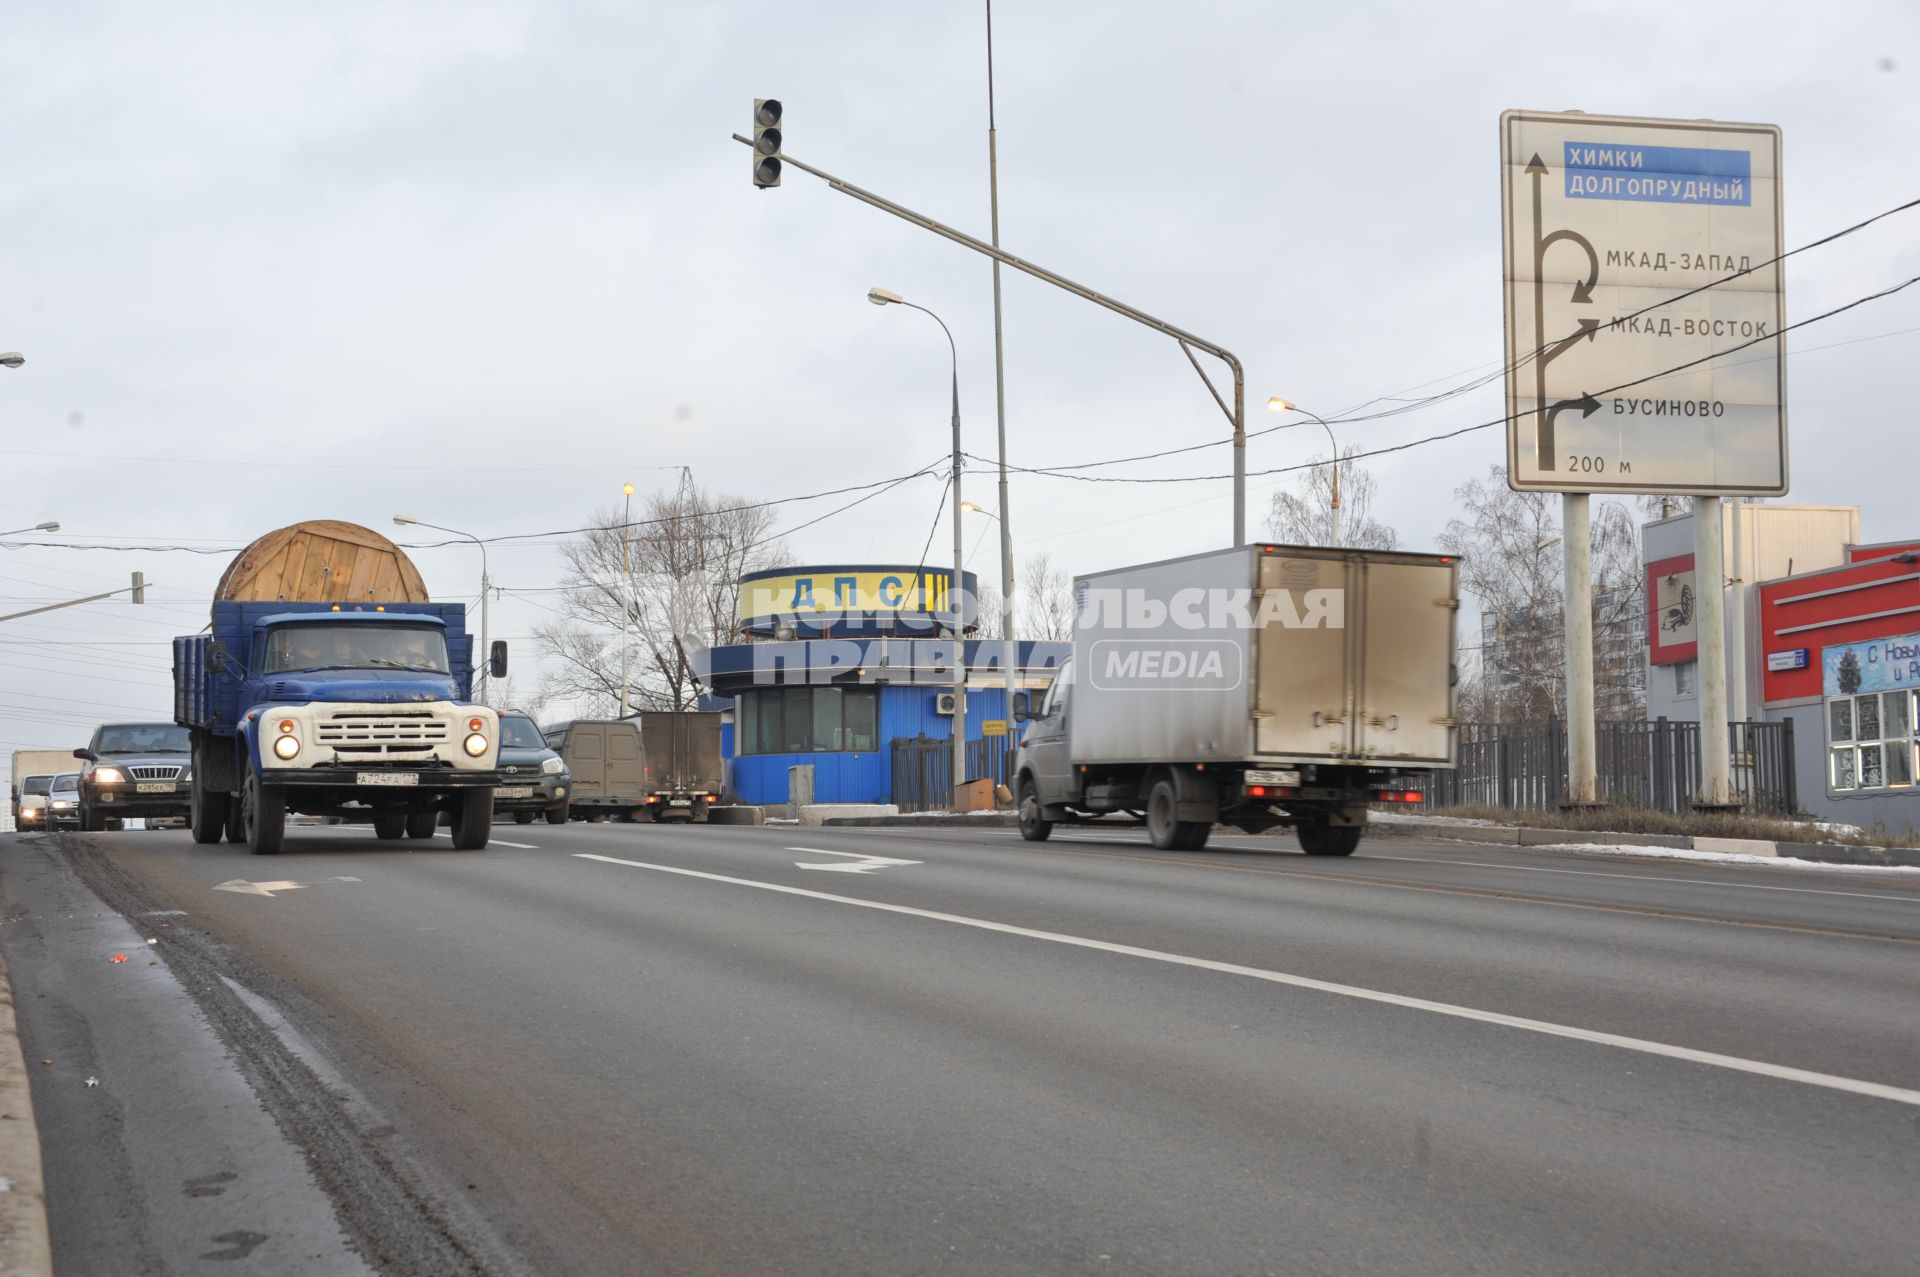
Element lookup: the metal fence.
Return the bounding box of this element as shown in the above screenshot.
[1415,718,1797,815]
[891,736,1017,814]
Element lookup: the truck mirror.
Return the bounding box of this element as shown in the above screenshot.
[1011,691,1032,723]
[490,640,509,680]
[73,748,96,762]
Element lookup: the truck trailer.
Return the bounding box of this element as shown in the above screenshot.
[10,748,79,832]
[635,711,725,821]
[1012,544,1458,854]
[173,520,508,853]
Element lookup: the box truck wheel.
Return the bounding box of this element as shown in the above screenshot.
[373,810,406,840]
[405,808,438,840]
[1146,778,1210,851]
[191,783,226,843]
[449,789,492,851]
[243,770,286,855]
[1297,817,1361,857]
[1017,778,1053,842]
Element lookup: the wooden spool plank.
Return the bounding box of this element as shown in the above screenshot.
[214,521,430,609]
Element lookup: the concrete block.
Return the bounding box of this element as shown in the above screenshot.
[1693,836,1776,857]
[1773,841,1894,866]
[798,803,899,827]
[1371,819,1521,844]
[707,806,766,826]
[1518,827,1571,846]
[1595,831,1692,850]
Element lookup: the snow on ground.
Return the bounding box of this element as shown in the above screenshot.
[1534,842,1920,874]
[1371,811,1510,828]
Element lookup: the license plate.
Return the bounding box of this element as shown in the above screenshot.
[1245,769,1301,786]
[357,772,419,787]
[136,783,175,794]
[496,786,533,798]
[668,799,692,806]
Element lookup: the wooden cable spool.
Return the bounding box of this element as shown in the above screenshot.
[213,520,430,608]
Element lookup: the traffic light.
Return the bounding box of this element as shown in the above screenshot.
[130,571,145,604]
[753,98,782,188]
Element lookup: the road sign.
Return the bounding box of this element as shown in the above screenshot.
[981,719,1008,737]
[1500,110,1786,495]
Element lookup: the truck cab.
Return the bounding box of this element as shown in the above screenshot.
[14,774,53,829]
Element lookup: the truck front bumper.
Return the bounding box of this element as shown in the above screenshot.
[260,767,510,790]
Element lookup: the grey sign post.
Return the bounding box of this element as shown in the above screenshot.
[1500,110,1785,808]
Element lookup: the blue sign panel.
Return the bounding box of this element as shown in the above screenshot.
[1822,632,1920,696]
[1564,141,1751,206]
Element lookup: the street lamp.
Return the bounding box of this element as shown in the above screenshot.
[621,482,635,719]
[1267,398,1342,546]
[0,521,59,537]
[0,353,24,369]
[870,286,968,809]
[961,501,1021,746]
[394,515,491,704]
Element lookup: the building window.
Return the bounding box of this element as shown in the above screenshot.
[1828,689,1917,792]
[1674,661,1697,698]
[737,686,880,754]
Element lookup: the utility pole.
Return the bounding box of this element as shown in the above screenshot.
[985,0,1020,753]
[620,482,634,719]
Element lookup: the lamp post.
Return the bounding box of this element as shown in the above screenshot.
[0,521,59,537]
[0,353,24,369]
[393,515,490,704]
[961,501,1020,748]
[870,287,967,809]
[620,482,635,719]
[1267,398,1342,546]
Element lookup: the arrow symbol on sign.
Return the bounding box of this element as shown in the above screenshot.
[1542,228,1601,304]
[1547,392,1602,438]
[788,847,923,874]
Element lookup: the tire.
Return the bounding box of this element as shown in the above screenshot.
[1297,819,1362,857]
[225,798,247,844]
[1016,778,1053,842]
[191,780,230,845]
[405,809,438,840]
[1145,777,1210,851]
[373,810,407,840]
[513,811,534,825]
[544,803,569,825]
[449,789,492,851]
[243,770,286,855]
[79,802,106,833]
[105,818,125,832]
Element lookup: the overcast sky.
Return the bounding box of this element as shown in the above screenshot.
[2,0,1917,755]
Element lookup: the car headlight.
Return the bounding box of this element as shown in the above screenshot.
[463,733,489,757]
[541,756,565,775]
[94,767,125,784]
[273,734,300,760]
[52,800,72,810]
[21,809,39,820]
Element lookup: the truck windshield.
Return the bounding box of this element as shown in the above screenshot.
[264,625,451,675]
[22,776,52,796]
[500,716,547,750]
[95,725,191,754]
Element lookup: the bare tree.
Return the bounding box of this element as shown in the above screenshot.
[1439,466,1564,722]
[973,584,1004,640]
[1263,448,1397,550]
[535,480,785,713]
[1019,552,1074,642]
[1590,500,1648,719]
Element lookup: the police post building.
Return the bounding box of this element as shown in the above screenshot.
[701,565,1068,808]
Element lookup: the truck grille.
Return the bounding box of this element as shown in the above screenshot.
[130,764,184,781]
[316,712,450,746]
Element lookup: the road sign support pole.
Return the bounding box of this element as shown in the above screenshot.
[1694,496,1735,808]
[1727,497,1749,725]
[1561,493,1597,806]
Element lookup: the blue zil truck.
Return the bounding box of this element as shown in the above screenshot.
[172,521,508,854]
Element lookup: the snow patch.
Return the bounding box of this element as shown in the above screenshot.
[1535,842,1920,874]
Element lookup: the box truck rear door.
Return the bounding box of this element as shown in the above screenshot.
[1253,551,1354,759]
[1356,560,1455,764]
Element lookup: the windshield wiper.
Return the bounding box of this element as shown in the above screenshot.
[364,659,448,672]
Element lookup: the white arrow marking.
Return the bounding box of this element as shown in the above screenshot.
[212,876,360,898]
[787,846,923,874]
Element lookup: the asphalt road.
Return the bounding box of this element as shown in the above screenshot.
[8,818,1920,1275]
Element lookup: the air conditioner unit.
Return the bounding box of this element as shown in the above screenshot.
[934,692,958,715]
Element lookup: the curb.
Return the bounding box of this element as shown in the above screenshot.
[1372,817,1920,867]
[0,943,52,1277]
[822,813,1020,829]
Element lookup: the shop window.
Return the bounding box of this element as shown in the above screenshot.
[737,686,881,755]
[1827,689,1917,792]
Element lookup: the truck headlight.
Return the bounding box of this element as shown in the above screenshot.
[94,767,125,784]
[541,756,565,775]
[463,733,488,757]
[273,734,301,760]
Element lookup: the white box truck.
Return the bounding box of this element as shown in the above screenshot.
[11,747,82,832]
[1011,544,1458,853]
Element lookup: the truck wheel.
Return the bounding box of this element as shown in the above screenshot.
[513,811,534,825]
[190,781,229,845]
[243,771,286,855]
[405,809,438,840]
[225,799,247,844]
[544,803,569,825]
[1017,779,1053,842]
[373,811,407,840]
[1297,819,1362,857]
[1146,778,1210,851]
[449,789,492,851]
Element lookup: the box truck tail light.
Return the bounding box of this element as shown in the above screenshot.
[1372,789,1423,803]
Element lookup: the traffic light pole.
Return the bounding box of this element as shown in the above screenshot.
[0,575,148,624]
[734,135,1250,547]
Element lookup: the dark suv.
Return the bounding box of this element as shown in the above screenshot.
[75,723,193,831]
[494,713,570,825]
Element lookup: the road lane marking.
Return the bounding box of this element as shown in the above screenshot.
[213,876,361,898]
[573,852,1920,1108]
[430,833,538,850]
[787,847,922,874]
